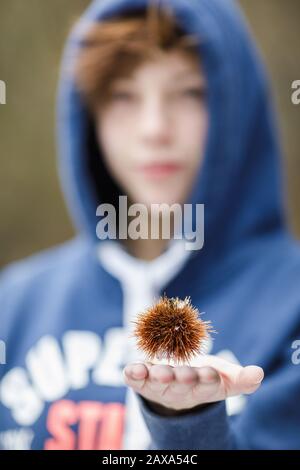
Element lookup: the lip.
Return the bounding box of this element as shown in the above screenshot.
[136,162,184,178]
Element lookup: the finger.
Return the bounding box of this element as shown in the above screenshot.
[123,363,149,391]
[168,366,199,395]
[198,356,258,393]
[148,365,175,394]
[190,367,221,403]
[188,355,264,397]
[197,366,220,385]
[175,366,199,384]
[237,366,264,394]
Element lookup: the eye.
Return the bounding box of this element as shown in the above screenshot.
[110,91,134,102]
[182,87,206,99]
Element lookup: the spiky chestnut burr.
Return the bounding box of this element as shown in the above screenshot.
[131,295,214,366]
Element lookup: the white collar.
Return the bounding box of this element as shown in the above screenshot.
[97,238,191,292]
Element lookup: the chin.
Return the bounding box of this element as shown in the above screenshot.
[135,193,184,208]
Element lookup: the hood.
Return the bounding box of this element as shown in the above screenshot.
[56,0,288,262]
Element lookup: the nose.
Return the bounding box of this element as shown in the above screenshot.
[138,96,173,146]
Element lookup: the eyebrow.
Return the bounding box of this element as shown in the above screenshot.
[112,69,205,87]
[174,70,204,81]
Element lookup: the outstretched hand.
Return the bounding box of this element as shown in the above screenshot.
[123,355,264,414]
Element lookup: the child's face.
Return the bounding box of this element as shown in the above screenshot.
[95,50,208,207]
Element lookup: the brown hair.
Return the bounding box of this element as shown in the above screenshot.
[75,0,200,112]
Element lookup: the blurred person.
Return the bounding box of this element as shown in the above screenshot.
[0,0,300,450]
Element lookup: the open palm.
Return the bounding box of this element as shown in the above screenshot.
[123,355,264,413]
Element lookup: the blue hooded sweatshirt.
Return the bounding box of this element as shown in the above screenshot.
[1,0,300,451]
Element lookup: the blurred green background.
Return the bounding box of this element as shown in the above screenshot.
[0,0,299,268]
